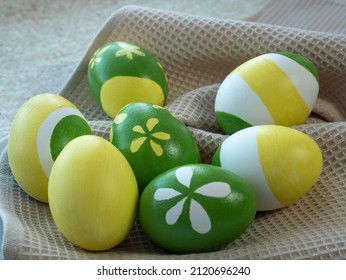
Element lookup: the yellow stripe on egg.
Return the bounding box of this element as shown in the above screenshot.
[256,125,323,206]
[36,107,87,178]
[233,55,311,126]
[100,76,165,119]
[263,53,319,110]
[219,126,283,211]
[215,73,274,125]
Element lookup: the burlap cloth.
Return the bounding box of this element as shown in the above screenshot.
[1,1,345,259]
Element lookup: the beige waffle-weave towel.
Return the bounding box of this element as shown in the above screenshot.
[0,1,345,259]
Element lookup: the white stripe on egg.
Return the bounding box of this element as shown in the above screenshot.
[219,126,283,211]
[263,53,319,110]
[215,73,274,125]
[36,107,86,178]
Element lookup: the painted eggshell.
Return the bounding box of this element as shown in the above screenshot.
[212,125,323,211]
[215,52,319,134]
[110,102,201,193]
[8,93,92,202]
[139,164,257,253]
[48,135,138,251]
[88,41,168,119]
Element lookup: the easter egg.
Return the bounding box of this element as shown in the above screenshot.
[212,125,323,211]
[110,102,201,193]
[215,52,319,134]
[8,93,92,202]
[139,164,257,253]
[88,41,168,119]
[48,135,138,251]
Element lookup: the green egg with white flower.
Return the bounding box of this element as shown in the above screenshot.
[88,41,168,119]
[139,164,257,253]
[110,102,201,193]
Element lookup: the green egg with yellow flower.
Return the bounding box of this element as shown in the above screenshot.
[110,102,201,193]
[88,41,168,119]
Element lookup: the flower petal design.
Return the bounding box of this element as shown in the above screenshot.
[126,52,134,59]
[150,140,163,156]
[115,49,124,57]
[89,45,110,69]
[114,113,127,124]
[189,199,211,234]
[154,188,182,200]
[97,45,110,56]
[195,182,231,198]
[166,197,187,225]
[155,167,231,234]
[130,137,147,153]
[134,49,145,57]
[133,125,145,134]
[115,50,127,58]
[175,166,193,188]
[146,118,159,131]
[117,42,129,49]
[115,43,146,60]
[115,48,132,59]
[152,132,171,140]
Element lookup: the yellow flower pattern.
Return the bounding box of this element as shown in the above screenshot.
[113,113,128,124]
[115,42,145,60]
[130,118,170,156]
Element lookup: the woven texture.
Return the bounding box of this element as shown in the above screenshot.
[1,2,346,259]
[0,0,269,141]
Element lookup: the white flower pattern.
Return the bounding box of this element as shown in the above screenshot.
[154,166,231,234]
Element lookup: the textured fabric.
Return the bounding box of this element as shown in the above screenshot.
[1,2,346,259]
[0,0,269,141]
[249,0,346,35]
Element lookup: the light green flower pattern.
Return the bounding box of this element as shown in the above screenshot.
[115,42,145,59]
[89,45,110,69]
[154,166,231,234]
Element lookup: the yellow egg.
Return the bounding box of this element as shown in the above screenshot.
[48,135,138,251]
[212,125,323,211]
[8,93,92,202]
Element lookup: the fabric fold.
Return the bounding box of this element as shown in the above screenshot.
[0,4,345,259]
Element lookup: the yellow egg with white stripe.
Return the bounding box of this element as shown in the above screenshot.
[215,52,319,134]
[8,93,92,202]
[212,125,323,211]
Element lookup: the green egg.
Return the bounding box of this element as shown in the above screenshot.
[109,102,201,193]
[88,41,168,119]
[139,164,257,253]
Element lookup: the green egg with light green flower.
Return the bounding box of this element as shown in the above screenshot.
[88,41,168,119]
